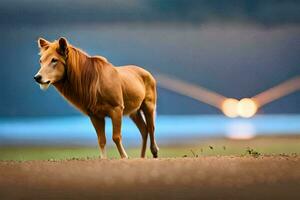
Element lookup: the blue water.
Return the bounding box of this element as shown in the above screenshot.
[0,115,299,146]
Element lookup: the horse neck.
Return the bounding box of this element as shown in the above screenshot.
[54,47,100,113]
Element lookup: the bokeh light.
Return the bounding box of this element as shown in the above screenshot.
[237,98,258,118]
[226,121,255,139]
[221,98,239,118]
[222,98,258,118]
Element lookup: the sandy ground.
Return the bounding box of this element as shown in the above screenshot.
[0,156,300,200]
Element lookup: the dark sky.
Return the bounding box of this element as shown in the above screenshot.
[0,0,300,117]
[0,0,300,26]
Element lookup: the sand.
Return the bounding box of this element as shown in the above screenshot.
[1,156,300,200]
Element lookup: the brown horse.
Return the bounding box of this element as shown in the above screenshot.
[34,37,159,158]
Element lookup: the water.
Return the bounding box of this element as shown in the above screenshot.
[1,115,299,146]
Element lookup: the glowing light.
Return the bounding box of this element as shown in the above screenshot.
[221,98,239,118]
[155,74,300,119]
[237,98,257,118]
[226,121,255,140]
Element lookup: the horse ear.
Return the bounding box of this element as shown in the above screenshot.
[58,37,68,56]
[38,38,49,49]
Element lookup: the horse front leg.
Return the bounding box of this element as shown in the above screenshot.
[90,116,107,159]
[110,106,128,159]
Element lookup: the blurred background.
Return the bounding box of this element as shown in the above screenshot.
[0,0,300,159]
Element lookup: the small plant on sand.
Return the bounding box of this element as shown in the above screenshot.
[190,149,199,157]
[245,147,261,158]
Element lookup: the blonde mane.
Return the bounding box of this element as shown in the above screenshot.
[54,46,109,114]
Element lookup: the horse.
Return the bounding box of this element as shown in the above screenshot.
[34,37,159,158]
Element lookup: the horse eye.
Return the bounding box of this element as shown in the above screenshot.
[51,58,58,63]
[39,59,42,63]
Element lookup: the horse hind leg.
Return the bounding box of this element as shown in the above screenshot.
[142,101,159,158]
[130,110,148,158]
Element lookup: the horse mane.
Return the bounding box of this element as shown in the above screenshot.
[54,45,110,114]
